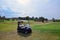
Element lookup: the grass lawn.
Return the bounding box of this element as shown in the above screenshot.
[32,22,60,32]
[0,21,60,40]
[0,21,17,32]
[32,22,60,36]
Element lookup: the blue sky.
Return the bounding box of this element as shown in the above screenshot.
[0,0,60,19]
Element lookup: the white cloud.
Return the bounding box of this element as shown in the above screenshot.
[42,0,50,3]
[16,0,31,6]
[0,0,49,16]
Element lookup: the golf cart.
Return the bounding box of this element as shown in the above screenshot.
[17,21,32,34]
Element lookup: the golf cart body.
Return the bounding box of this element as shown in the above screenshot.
[17,21,32,34]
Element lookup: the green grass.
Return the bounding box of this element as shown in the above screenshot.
[32,22,60,31]
[0,21,17,32]
[32,22,60,36]
[0,21,60,32]
[0,21,60,40]
[0,21,60,33]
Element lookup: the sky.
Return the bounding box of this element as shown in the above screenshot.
[0,0,60,19]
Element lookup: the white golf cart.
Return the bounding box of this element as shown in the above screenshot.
[17,20,32,34]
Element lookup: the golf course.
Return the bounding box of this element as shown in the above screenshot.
[0,20,60,40]
[0,0,60,40]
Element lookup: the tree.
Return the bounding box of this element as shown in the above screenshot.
[3,16,5,20]
[31,16,34,20]
[52,18,55,22]
[45,18,48,22]
[0,16,1,22]
[39,17,45,22]
[18,17,22,20]
[0,16,5,22]
[26,16,30,20]
[0,16,1,20]
[3,16,5,21]
[34,17,38,21]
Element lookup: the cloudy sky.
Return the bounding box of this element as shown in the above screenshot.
[0,0,60,19]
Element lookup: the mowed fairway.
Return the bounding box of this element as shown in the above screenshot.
[0,21,60,40]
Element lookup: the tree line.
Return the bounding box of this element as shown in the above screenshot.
[0,16,60,22]
[0,16,48,22]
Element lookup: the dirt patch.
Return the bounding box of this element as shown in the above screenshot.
[0,31,58,40]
